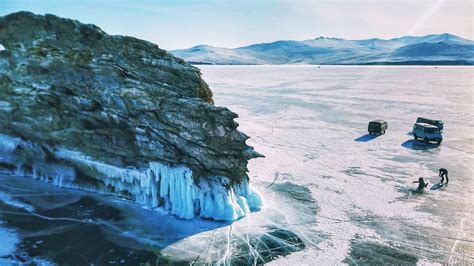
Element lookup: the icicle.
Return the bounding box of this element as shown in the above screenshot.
[0,147,265,221]
[53,174,64,187]
[15,164,24,177]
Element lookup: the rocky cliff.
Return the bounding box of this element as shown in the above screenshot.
[0,12,263,221]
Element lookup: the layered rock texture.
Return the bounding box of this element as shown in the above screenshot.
[0,12,262,221]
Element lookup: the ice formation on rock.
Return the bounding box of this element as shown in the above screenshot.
[55,148,262,221]
[0,135,262,221]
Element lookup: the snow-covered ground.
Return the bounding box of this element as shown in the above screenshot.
[0,65,472,264]
[199,65,474,264]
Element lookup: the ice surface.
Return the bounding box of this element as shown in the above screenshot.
[196,65,474,264]
[0,191,35,212]
[0,226,19,258]
[0,174,303,264]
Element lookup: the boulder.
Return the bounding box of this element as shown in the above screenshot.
[0,12,263,221]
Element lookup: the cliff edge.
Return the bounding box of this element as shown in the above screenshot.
[0,12,263,221]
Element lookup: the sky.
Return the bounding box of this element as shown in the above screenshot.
[0,0,472,50]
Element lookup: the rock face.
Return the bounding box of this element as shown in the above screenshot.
[0,12,263,221]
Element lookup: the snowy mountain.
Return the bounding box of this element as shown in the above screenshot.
[171,34,474,65]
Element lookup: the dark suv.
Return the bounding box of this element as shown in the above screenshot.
[368,120,388,135]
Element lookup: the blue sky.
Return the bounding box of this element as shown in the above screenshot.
[0,0,472,50]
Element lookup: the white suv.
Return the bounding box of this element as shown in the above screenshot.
[413,123,442,144]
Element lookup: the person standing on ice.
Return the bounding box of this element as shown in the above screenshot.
[439,168,449,184]
[412,177,429,193]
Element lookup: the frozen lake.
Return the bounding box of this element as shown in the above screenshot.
[1,65,473,264]
[200,65,474,264]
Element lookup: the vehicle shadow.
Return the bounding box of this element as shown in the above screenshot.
[354,134,380,142]
[401,139,440,150]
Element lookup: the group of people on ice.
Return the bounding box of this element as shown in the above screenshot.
[411,168,449,193]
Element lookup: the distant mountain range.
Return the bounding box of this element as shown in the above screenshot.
[171,33,474,65]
